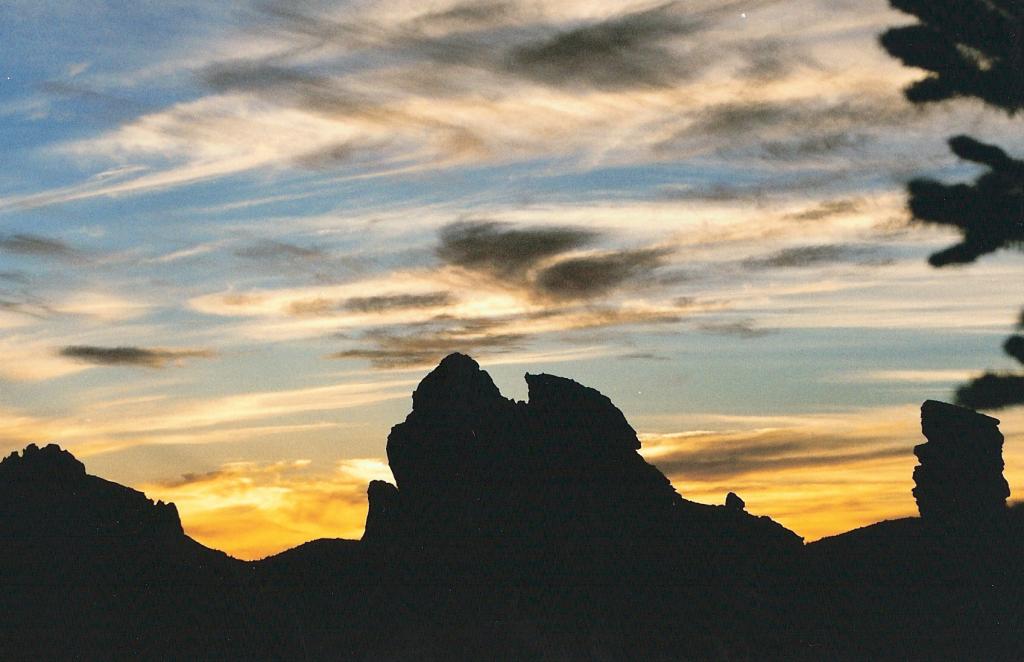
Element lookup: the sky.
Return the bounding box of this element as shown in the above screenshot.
[1,0,1022,560]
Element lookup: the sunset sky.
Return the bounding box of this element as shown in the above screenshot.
[2,0,1022,560]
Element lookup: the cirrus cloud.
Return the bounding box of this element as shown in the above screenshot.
[59,345,216,368]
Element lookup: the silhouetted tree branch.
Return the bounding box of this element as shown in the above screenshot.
[880,0,1023,111]
[882,0,1024,409]
[908,136,1024,267]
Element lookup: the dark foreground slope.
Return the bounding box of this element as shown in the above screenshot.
[2,356,1023,660]
[802,402,1024,660]
[0,444,291,660]
[804,512,1024,660]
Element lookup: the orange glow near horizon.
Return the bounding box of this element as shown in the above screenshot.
[140,458,393,560]
[132,409,1024,560]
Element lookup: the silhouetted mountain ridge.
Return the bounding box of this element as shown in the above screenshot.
[2,355,1022,659]
[0,443,183,540]
[0,444,290,660]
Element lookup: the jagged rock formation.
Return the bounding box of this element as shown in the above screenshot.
[1,441,85,477]
[361,479,400,544]
[372,353,800,557]
[356,353,803,658]
[913,400,1009,524]
[726,491,746,510]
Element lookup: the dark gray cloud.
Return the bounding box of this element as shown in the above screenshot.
[437,220,598,278]
[202,58,381,168]
[328,302,682,369]
[39,81,150,120]
[436,221,674,303]
[212,4,502,102]
[343,292,454,313]
[653,268,695,287]
[760,132,871,161]
[288,292,453,316]
[234,240,326,261]
[292,142,361,169]
[221,0,788,115]
[286,298,338,317]
[784,199,862,222]
[202,59,374,119]
[257,1,712,90]
[742,244,883,269]
[252,2,368,45]
[160,469,226,488]
[413,1,515,30]
[652,431,908,480]
[330,326,525,368]
[444,306,680,333]
[533,248,670,299]
[687,99,899,137]
[689,101,799,136]
[202,61,325,93]
[660,182,771,202]
[617,351,668,361]
[736,38,812,81]
[0,269,52,319]
[695,319,775,338]
[0,271,28,284]
[232,239,362,279]
[189,0,818,184]
[0,298,52,319]
[59,345,216,368]
[505,3,706,89]
[660,172,844,202]
[660,97,904,161]
[0,233,79,259]
[557,306,682,328]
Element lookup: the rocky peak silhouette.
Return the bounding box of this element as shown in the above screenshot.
[0,442,86,479]
[726,491,746,510]
[375,353,800,569]
[0,442,183,541]
[914,399,1009,525]
[351,354,806,658]
[362,479,401,544]
[523,370,640,452]
[409,351,503,413]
